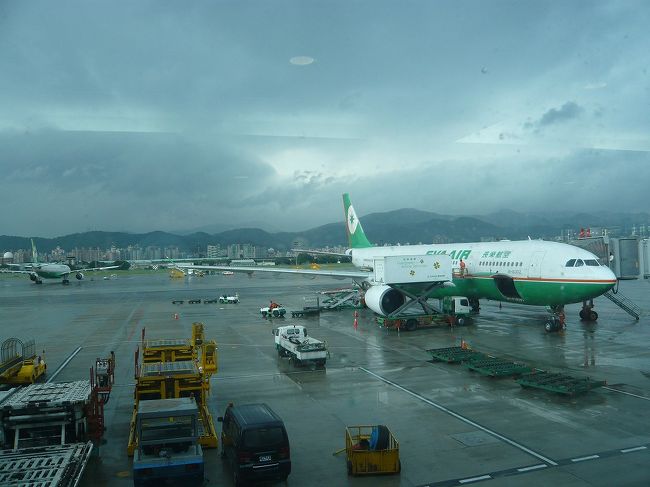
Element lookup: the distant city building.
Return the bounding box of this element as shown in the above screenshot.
[227,244,267,259]
[207,244,225,258]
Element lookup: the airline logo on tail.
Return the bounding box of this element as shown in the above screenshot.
[342,193,373,249]
[31,239,38,264]
[347,204,360,235]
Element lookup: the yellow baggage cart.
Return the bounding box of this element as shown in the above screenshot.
[345,425,400,476]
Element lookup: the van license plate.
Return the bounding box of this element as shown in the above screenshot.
[259,455,271,462]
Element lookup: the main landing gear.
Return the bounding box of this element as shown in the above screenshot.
[62,278,70,285]
[545,305,566,333]
[579,299,598,321]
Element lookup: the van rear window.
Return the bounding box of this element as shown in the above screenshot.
[242,427,285,448]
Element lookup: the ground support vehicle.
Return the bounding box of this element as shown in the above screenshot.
[0,353,115,486]
[377,313,456,331]
[172,300,184,304]
[320,288,364,310]
[345,425,400,476]
[141,323,217,365]
[376,296,472,331]
[128,323,218,456]
[219,294,239,304]
[273,325,327,367]
[290,306,321,318]
[218,403,291,486]
[204,298,219,304]
[133,397,204,487]
[261,306,287,318]
[188,299,201,304]
[0,337,46,385]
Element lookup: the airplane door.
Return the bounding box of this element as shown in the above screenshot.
[528,251,546,278]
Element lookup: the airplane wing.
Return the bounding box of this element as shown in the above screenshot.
[75,265,121,272]
[0,269,34,275]
[175,263,371,280]
[291,248,350,258]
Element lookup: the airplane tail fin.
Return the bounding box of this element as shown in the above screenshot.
[342,193,373,248]
[31,238,38,263]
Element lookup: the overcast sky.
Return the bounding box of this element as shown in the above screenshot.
[1,1,649,237]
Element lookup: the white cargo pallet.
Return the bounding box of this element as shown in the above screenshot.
[0,442,93,487]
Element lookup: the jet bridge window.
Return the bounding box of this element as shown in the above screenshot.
[565,259,576,267]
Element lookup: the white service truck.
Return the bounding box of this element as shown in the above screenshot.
[272,325,327,367]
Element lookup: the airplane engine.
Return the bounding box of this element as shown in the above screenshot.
[29,274,38,282]
[364,285,405,316]
[76,272,84,280]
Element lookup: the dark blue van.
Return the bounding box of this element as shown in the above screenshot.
[218,403,291,486]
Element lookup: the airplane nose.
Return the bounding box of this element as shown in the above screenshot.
[602,266,617,286]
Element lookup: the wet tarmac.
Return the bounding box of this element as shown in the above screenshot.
[1,272,649,486]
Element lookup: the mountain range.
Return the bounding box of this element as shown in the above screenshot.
[1,208,648,254]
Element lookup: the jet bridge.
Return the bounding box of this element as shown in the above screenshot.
[570,236,642,319]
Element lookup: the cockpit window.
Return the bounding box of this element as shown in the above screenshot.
[565,259,576,267]
[584,259,599,266]
[574,259,584,267]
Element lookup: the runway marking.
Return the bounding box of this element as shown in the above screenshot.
[418,443,649,486]
[517,464,547,472]
[571,454,599,462]
[603,386,650,401]
[46,346,82,383]
[215,370,324,381]
[621,446,647,453]
[359,367,558,466]
[458,475,491,483]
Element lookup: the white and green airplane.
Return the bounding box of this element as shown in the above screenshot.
[3,239,119,285]
[179,194,617,331]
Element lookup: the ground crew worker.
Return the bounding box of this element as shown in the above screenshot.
[459,259,466,277]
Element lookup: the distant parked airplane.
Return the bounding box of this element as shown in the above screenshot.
[3,239,119,284]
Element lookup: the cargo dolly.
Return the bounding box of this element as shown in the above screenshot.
[0,442,94,487]
[516,370,606,395]
[426,346,486,364]
[464,357,532,377]
[290,306,321,318]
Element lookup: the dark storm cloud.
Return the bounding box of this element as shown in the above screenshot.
[1,1,649,237]
[524,102,584,131]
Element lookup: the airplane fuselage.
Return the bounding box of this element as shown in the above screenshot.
[26,263,74,279]
[351,240,616,306]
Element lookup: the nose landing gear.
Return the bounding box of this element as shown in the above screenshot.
[579,299,598,321]
[545,305,566,332]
